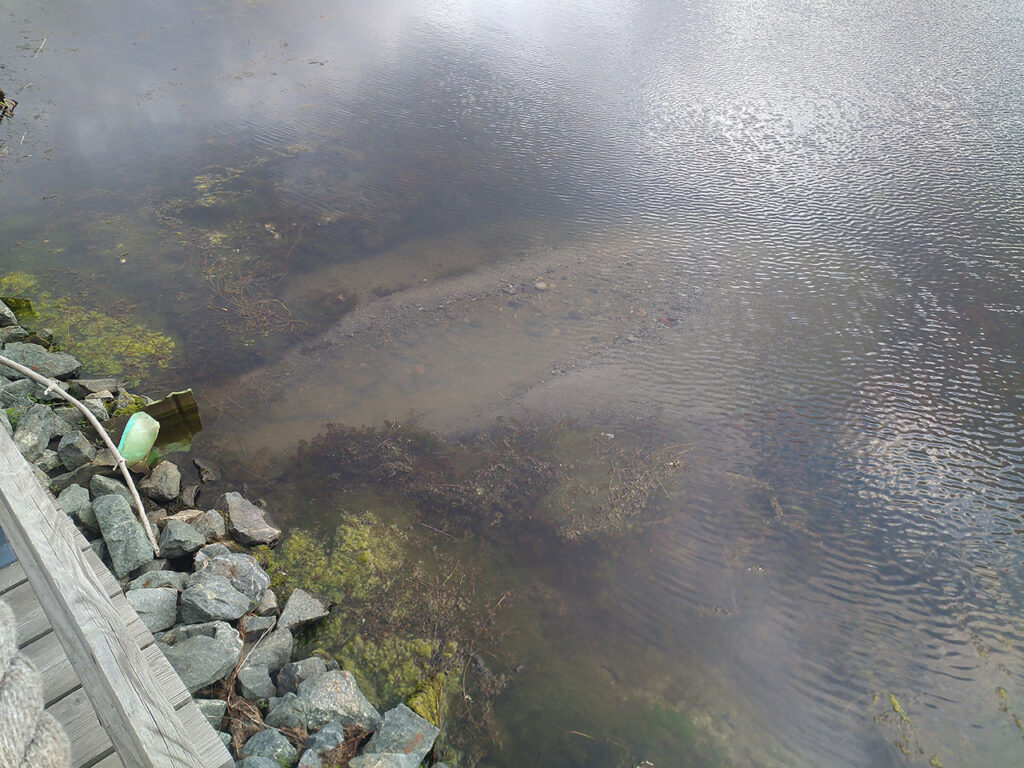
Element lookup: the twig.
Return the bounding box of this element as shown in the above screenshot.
[33,37,46,57]
[0,353,160,555]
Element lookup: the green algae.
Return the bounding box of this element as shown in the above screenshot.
[0,271,175,384]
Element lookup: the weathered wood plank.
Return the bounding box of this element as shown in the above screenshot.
[47,687,115,768]
[0,429,214,768]
[141,643,192,710]
[91,752,125,768]
[22,630,80,706]
[175,701,234,768]
[0,558,26,594]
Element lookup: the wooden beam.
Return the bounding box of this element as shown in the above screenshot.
[0,429,212,768]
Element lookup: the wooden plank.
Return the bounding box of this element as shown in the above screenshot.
[0,429,209,768]
[175,701,234,768]
[0,558,26,594]
[9,579,52,646]
[23,630,81,706]
[141,643,192,710]
[92,752,125,768]
[47,687,115,768]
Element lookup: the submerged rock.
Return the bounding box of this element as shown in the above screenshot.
[219,491,282,546]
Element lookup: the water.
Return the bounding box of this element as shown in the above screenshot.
[2,0,1024,765]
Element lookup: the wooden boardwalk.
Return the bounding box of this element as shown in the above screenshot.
[0,429,233,768]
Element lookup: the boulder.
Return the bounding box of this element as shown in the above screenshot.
[265,693,310,729]
[244,628,293,674]
[0,301,18,327]
[241,729,298,767]
[192,551,269,605]
[179,574,249,623]
[57,483,95,532]
[278,589,330,633]
[298,670,382,732]
[93,494,153,578]
[239,615,277,642]
[57,431,96,471]
[139,461,181,503]
[0,325,28,344]
[347,755,420,768]
[128,569,187,592]
[90,475,131,504]
[157,621,242,693]
[13,403,66,461]
[158,519,205,559]
[219,492,281,546]
[278,657,328,696]
[0,378,36,407]
[365,704,439,764]
[68,378,121,398]
[237,664,277,701]
[192,509,226,541]
[256,588,279,617]
[297,750,323,768]
[194,542,230,570]
[2,342,81,380]
[132,557,170,576]
[195,698,227,729]
[126,587,178,633]
[304,720,346,753]
[34,449,62,473]
[89,538,107,561]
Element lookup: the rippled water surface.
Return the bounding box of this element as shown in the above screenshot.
[2,0,1024,765]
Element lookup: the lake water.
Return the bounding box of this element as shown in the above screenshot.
[2,0,1023,766]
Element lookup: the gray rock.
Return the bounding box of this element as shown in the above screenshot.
[194,542,231,570]
[0,302,18,327]
[195,698,227,729]
[81,398,109,422]
[139,461,181,503]
[90,475,131,504]
[365,704,439,763]
[193,552,269,606]
[265,693,310,729]
[157,621,242,693]
[57,431,97,471]
[297,750,323,768]
[240,615,277,642]
[256,588,279,617]
[158,519,205,558]
[34,449,62,473]
[278,657,328,697]
[217,731,231,748]
[219,492,282,546]
[193,509,226,541]
[0,408,10,436]
[347,755,420,768]
[57,483,92,525]
[298,670,382,732]
[180,574,250,623]
[237,663,277,701]
[0,325,28,344]
[304,720,346,753]
[279,589,330,633]
[245,629,293,674]
[89,538,107,561]
[93,494,154,578]
[13,403,66,461]
[0,378,36,407]
[241,729,298,767]
[180,483,200,507]
[32,379,71,403]
[147,508,168,531]
[131,557,170,577]
[238,757,285,768]
[69,378,121,398]
[129,569,187,591]
[126,587,178,633]
[2,342,81,380]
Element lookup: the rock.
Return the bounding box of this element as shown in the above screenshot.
[147,508,168,531]
[245,629,293,674]
[237,664,277,700]
[347,755,420,768]
[158,519,205,559]
[241,729,298,767]
[0,325,28,344]
[90,475,131,504]
[180,483,200,507]
[129,569,187,591]
[0,378,36,407]
[93,494,154,578]
[126,587,178,633]
[219,492,281,546]
[81,398,109,422]
[34,449,62,473]
[238,757,286,768]
[195,698,227,729]
[139,461,181,503]
[534,280,549,291]
[365,704,439,764]
[278,589,330,633]
[193,457,220,483]
[0,302,18,327]
[297,750,323,768]
[298,670,382,732]
[2,342,81,380]
[57,430,97,471]
[239,615,277,642]
[32,379,71,403]
[89,538,107,561]
[57,484,95,531]
[192,509,226,541]
[265,693,310,729]
[179,574,250,623]
[278,657,328,696]
[13,403,66,461]
[217,731,231,749]
[194,542,230,570]
[256,588,279,617]
[304,720,346,753]
[131,557,170,577]
[193,551,269,605]
[68,378,121,398]
[157,621,242,693]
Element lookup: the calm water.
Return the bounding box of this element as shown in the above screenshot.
[2,0,1024,766]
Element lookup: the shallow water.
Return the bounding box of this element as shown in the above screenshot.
[2,0,1024,765]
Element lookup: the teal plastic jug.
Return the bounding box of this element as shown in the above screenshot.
[117,412,160,465]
